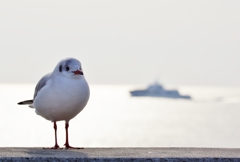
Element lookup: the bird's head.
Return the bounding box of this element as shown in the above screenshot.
[56,58,84,79]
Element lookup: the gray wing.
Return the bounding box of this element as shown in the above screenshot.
[34,73,51,99]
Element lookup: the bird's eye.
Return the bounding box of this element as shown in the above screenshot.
[65,66,70,71]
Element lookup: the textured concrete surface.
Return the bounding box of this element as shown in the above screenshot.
[0,147,240,161]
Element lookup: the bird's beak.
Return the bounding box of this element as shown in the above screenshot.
[73,69,83,75]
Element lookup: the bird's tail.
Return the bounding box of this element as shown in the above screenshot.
[18,100,34,108]
[18,100,33,105]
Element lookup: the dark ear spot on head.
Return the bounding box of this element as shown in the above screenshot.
[59,65,62,72]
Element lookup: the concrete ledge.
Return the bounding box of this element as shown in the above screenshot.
[0,148,240,161]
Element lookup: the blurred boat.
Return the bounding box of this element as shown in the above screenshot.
[130,81,191,99]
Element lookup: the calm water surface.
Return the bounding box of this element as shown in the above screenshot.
[0,84,240,148]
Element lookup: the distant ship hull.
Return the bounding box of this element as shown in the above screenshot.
[130,90,191,99]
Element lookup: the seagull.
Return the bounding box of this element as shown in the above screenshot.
[18,58,90,149]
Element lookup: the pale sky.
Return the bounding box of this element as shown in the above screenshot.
[0,0,240,86]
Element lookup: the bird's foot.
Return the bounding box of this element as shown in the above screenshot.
[43,144,62,149]
[64,143,83,149]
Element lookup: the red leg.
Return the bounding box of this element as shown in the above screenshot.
[64,122,82,149]
[43,121,61,149]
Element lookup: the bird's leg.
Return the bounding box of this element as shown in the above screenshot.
[52,121,61,149]
[43,121,61,149]
[64,122,82,149]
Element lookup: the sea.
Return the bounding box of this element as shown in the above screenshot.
[1,84,240,148]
